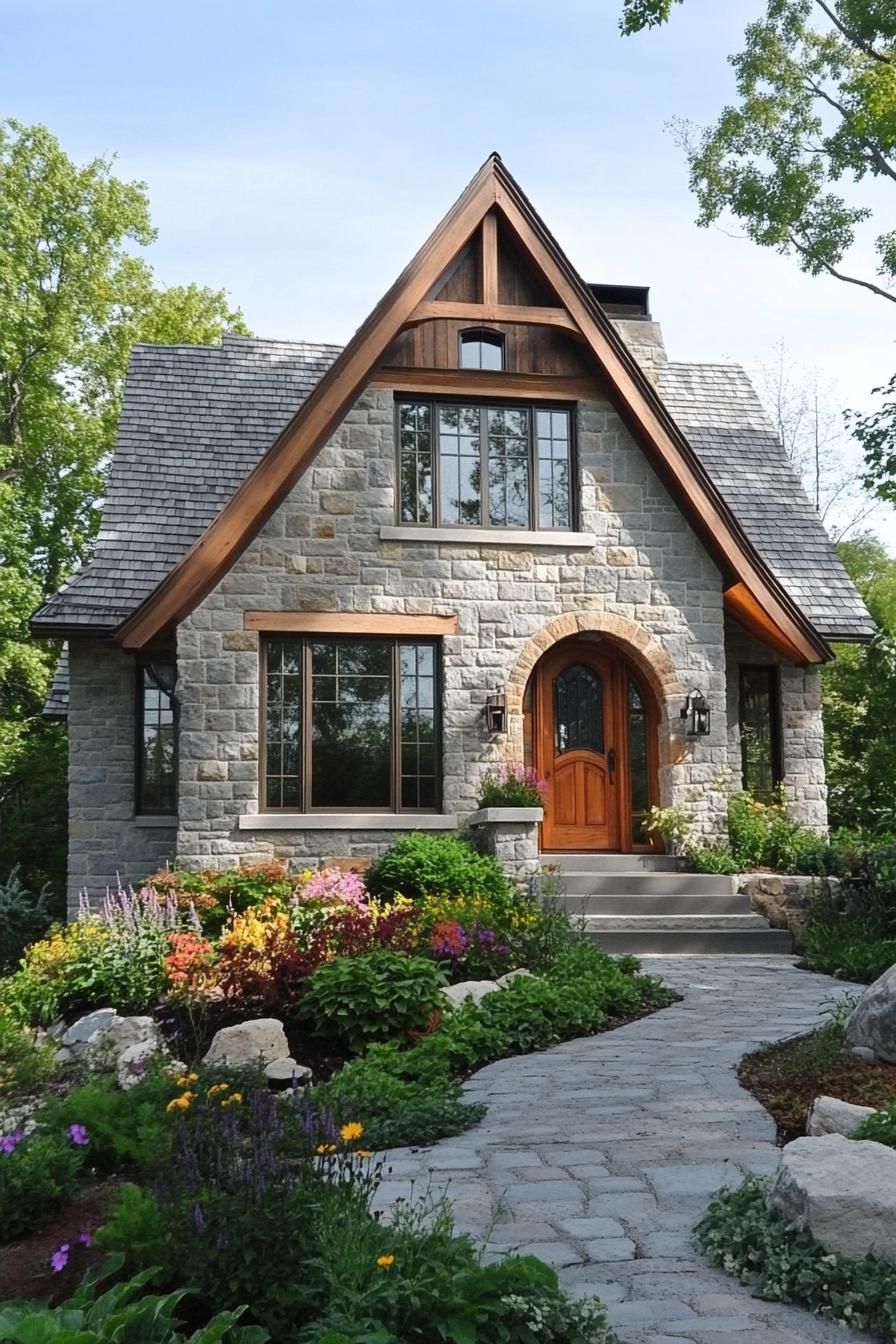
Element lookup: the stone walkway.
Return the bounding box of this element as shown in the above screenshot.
[374,956,875,1344]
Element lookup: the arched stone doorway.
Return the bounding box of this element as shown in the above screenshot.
[512,618,676,853]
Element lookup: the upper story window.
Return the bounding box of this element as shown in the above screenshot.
[459,329,504,371]
[136,660,177,814]
[397,400,573,531]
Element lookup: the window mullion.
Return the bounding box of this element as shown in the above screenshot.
[480,404,489,529]
[431,400,439,529]
[528,405,536,530]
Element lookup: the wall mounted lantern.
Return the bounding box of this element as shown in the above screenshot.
[680,688,711,737]
[484,688,507,735]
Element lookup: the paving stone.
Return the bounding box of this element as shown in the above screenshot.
[608,1298,700,1324]
[515,1240,584,1267]
[553,1215,627,1239]
[502,1180,585,1202]
[582,1237,637,1261]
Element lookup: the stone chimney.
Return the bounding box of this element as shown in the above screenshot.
[589,284,668,386]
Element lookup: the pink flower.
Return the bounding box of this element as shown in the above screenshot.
[50,1243,70,1273]
[299,867,370,911]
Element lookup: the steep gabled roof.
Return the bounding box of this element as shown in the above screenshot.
[32,154,868,661]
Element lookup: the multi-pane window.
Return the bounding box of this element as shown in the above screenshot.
[739,666,782,801]
[398,400,573,531]
[459,330,504,370]
[263,637,440,812]
[136,662,177,814]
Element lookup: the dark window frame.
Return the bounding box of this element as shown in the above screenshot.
[260,636,443,814]
[396,396,577,532]
[738,664,783,799]
[459,328,505,371]
[135,657,178,816]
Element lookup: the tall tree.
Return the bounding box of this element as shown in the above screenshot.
[618,2,896,497]
[0,119,249,896]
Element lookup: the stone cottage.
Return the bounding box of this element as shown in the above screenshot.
[34,155,874,909]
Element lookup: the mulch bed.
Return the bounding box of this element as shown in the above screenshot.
[738,1030,896,1144]
[0,1179,120,1304]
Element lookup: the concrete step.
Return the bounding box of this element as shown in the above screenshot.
[558,873,737,896]
[546,853,685,873]
[587,926,793,955]
[585,914,768,932]
[555,891,751,916]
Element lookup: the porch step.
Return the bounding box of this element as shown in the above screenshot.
[558,872,737,897]
[586,926,794,955]
[547,853,685,874]
[556,892,750,916]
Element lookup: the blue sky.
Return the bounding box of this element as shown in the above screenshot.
[4,0,895,539]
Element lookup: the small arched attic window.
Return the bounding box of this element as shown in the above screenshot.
[459,328,504,371]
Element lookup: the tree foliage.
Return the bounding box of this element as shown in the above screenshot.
[822,533,896,832]
[0,119,249,896]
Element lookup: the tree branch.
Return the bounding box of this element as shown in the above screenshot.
[813,0,892,66]
[804,76,896,183]
[788,231,896,302]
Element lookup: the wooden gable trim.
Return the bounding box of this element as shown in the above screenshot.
[404,301,580,334]
[245,611,457,636]
[723,584,809,664]
[117,154,830,664]
[369,368,606,400]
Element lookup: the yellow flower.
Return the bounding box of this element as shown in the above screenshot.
[316,1143,337,1155]
[176,1073,199,1088]
[166,1091,194,1112]
[355,1149,372,1158]
[376,1255,395,1269]
[221,1092,243,1108]
[207,1082,230,1097]
[340,1121,364,1143]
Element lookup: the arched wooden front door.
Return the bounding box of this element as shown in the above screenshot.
[534,642,657,852]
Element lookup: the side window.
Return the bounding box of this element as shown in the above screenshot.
[739,665,782,800]
[136,661,177,814]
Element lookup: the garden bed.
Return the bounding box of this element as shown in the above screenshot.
[738,1025,896,1143]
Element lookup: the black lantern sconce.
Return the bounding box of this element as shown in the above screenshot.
[484,688,507,735]
[680,688,711,737]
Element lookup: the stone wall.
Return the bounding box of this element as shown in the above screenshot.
[725,620,828,832]
[173,384,732,872]
[67,640,176,909]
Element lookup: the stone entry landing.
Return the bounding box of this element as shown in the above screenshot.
[374,957,872,1344]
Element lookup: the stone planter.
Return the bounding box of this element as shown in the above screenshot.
[469,807,543,890]
[739,873,840,953]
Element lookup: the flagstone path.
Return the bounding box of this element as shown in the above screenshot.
[374,956,875,1344]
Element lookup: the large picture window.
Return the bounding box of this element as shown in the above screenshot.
[136,661,177,814]
[398,400,573,531]
[263,637,440,812]
[739,665,783,801]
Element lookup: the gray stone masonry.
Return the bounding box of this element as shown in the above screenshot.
[67,640,175,909]
[725,620,828,832]
[175,387,733,870]
[373,957,872,1344]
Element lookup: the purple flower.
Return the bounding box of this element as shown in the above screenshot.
[78,1229,92,1247]
[50,1244,70,1273]
[193,1202,206,1232]
[68,1124,89,1146]
[0,1129,25,1155]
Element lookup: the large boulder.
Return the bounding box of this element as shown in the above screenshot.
[116,1040,163,1091]
[203,1018,289,1068]
[766,1133,896,1260]
[844,963,896,1063]
[62,1008,118,1050]
[441,980,501,1009]
[806,1096,876,1137]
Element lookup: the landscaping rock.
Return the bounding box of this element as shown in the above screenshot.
[844,963,896,1063]
[202,1018,289,1068]
[740,874,838,952]
[495,968,532,988]
[117,1040,164,1091]
[441,980,501,1008]
[849,1045,880,1063]
[766,1133,896,1260]
[265,1058,312,1089]
[806,1095,876,1137]
[62,1008,118,1050]
[102,1015,159,1055]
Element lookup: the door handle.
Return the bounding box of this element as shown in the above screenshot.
[607,748,617,781]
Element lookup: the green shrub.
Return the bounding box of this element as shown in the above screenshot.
[37,1071,174,1177]
[802,917,896,982]
[0,1260,267,1343]
[298,951,447,1052]
[695,1176,896,1339]
[852,1102,896,1148]
[366,833,511,903]
[0,866,52,972]
[313,1053,486,1149]
[687,843,739,875]
[0,1128,85,1242]
[0,1011,56,1099]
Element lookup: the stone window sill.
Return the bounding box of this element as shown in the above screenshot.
[469,807,544,825]
[379,525,596,548]
[134,815,178,828]
[237,813,459,831]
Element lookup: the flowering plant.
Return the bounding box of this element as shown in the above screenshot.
[477,763,547,809]
[164,931,218,999]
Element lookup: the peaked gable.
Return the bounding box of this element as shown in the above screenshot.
[111,155,829,663]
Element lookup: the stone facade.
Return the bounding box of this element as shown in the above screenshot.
[172,383,733,874]
[67,640,176,907]
[725,621,828,832]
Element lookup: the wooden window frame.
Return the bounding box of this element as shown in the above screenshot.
[135,657,178,816]
[396,395,577,533]
[738,664,783,797]
[259,635,443,815]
